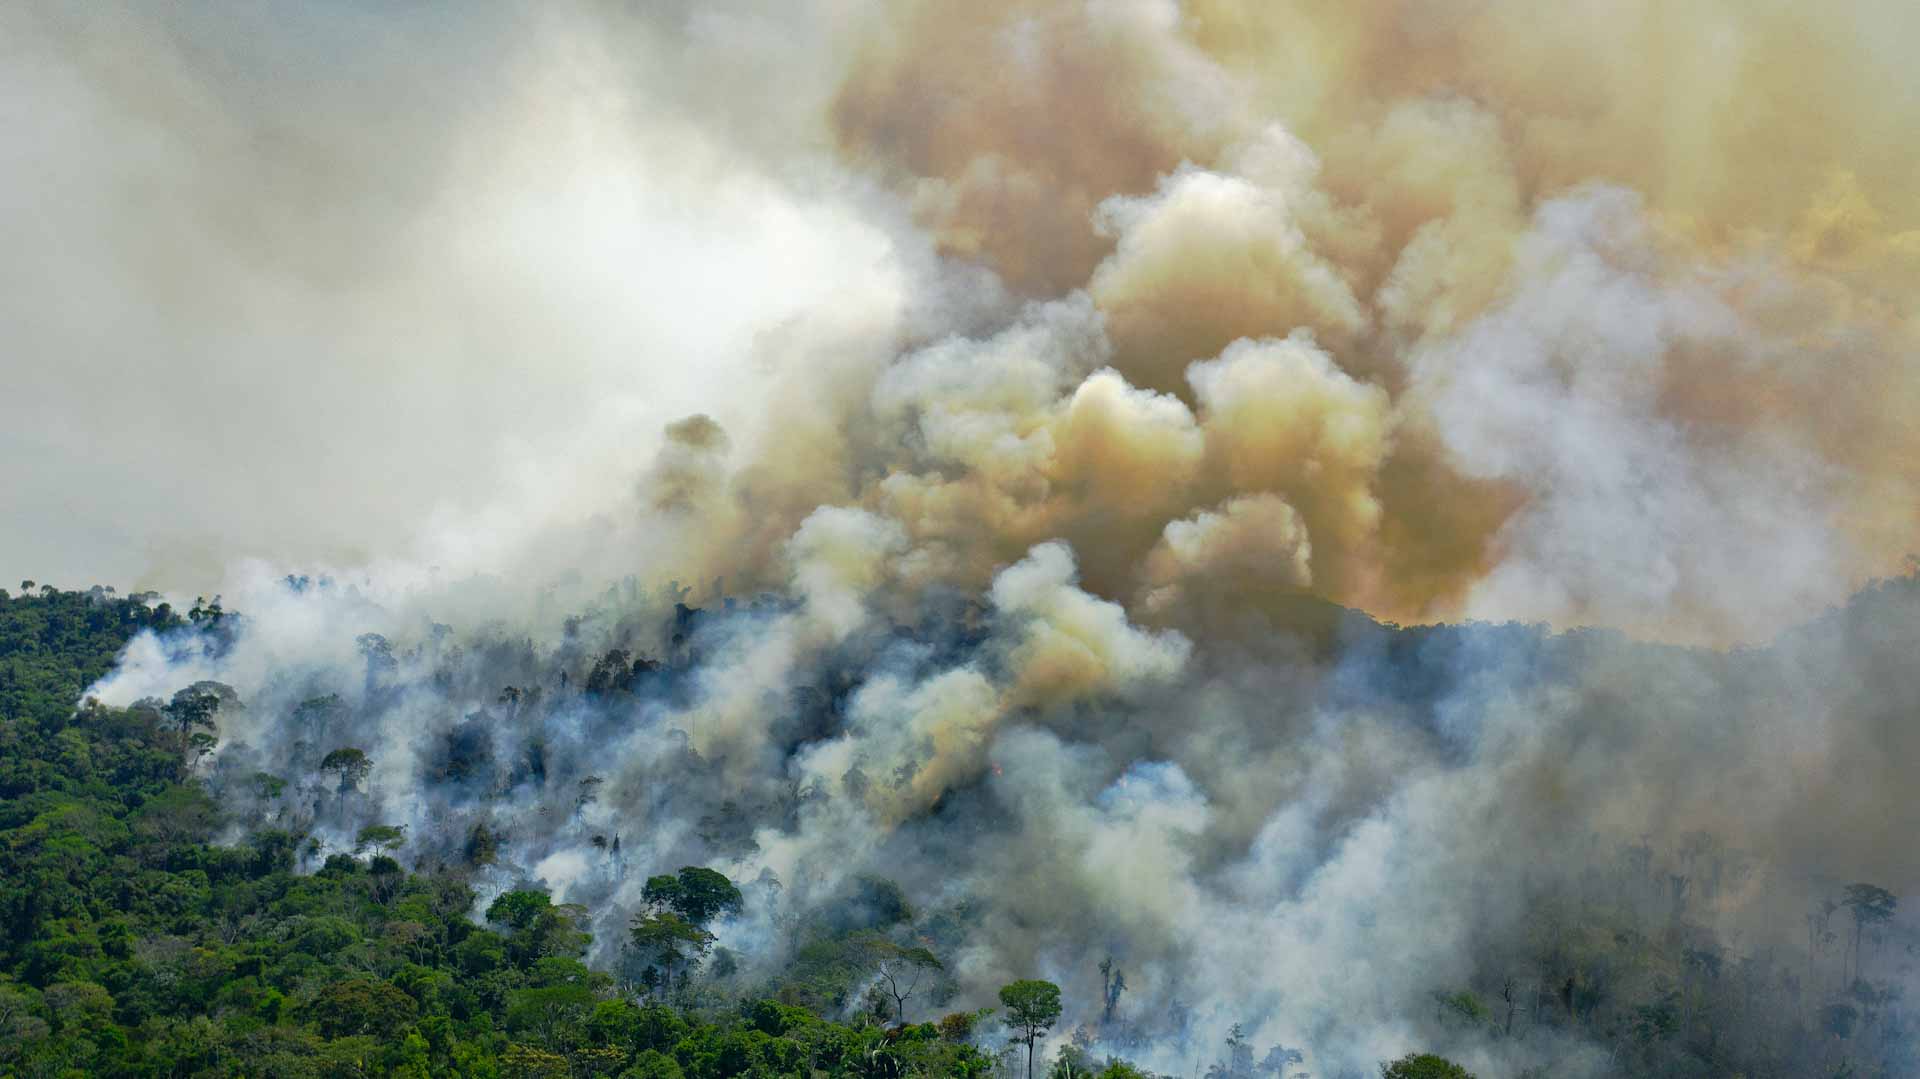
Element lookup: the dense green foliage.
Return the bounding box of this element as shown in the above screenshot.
[0,584,179,730]
[998,981,1062,1079]
[1379,1054,1475,1079]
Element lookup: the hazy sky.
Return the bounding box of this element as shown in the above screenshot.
[1,2,889,592]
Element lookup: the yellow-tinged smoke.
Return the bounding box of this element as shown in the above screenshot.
[13,1,1914,646]
[668,0,1920,644]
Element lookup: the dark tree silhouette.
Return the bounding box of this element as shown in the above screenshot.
[1841,883,1897,984]
[319,747,371,793]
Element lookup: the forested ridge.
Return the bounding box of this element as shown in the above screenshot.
[0,585,1365,1077]
[0,582,1913,1078]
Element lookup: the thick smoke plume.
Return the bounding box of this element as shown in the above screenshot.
[13,0,1920,1074]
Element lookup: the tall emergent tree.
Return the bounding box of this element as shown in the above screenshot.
[1840,882,1897,984]
[999,978,1062,1079]
[642,865,744,926]
[1099,956,1127,1023]
[630,866,743,998]
[163,681,237,777]
[866,937,943,1025]
[164,680,235,738]
[319,746,372,793]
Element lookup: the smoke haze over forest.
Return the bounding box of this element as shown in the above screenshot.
[5,2,1920,1076]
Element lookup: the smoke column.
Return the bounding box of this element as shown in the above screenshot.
[9,0,1919,1074]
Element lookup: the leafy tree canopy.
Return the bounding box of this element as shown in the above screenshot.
[642,865,744,928]
[1381,1052,1478,1079]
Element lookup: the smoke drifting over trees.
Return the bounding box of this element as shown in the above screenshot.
[70,565,1920,1075]
[5,0,1920,1075]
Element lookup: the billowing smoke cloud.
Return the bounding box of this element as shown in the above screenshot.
[80,550,1920,1076]
[18,0,1920,1075]
[14,0,1918,636]
[814,0,1920,639]
[0,1,900,595]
